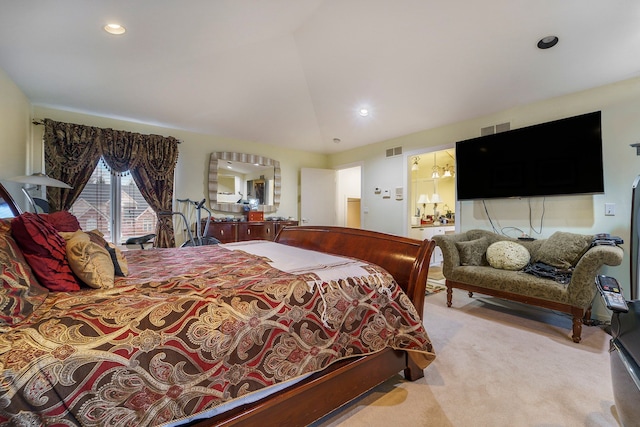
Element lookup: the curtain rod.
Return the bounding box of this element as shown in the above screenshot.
[31,119,182,143]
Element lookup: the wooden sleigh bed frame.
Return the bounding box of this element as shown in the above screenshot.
[0,183,435,426]
[193,226,435,426]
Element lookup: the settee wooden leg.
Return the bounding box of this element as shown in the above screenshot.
[582,306,596,326]
[571,315,582,343]
[446,286,453,307]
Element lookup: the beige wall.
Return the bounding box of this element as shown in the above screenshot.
[0,68,32,208]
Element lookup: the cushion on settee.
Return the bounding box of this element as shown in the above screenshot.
[486,241,530,270]
[456,237,490,266]
[0,218,49,326]
[11,212,81,292]
[533,231,593,269]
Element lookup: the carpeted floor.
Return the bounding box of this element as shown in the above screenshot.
[312,288,620,427]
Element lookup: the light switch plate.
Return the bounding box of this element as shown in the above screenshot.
[605,203,615,216]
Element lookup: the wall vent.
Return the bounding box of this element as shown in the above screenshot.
[385,146,403,157]
[480,126,494,136]
[480,122,511,136]
[496,122,511,133]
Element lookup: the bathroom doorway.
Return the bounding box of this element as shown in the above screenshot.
[408,149,456,233]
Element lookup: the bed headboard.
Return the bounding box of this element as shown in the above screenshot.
[0,182,21,218]
[275,225,435,318]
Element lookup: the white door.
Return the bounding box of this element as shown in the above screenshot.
[301,168,337,226]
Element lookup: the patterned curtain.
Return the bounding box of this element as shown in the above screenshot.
[43,119,179,247]
[129,135,179,248]
[43,119,102,212]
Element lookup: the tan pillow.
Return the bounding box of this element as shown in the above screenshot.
[486,241,530,270]
[455,237,489,266]
[63,230,115,289]
[86,229,129,277]
[533,231,593,269]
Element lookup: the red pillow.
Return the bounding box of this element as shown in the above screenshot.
[11,212,81,292]
[41,211,81,232]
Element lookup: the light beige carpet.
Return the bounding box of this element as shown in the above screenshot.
[312,289,620,427]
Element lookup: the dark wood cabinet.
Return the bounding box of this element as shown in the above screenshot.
[238,222,274,241]
[204,220,298,243]
[205,222,238,243]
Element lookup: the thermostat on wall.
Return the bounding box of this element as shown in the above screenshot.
[395,187,403,200]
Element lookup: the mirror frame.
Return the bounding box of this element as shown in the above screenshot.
[208,152,281,213]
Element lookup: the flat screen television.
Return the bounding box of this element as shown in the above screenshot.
[455,111,604,200]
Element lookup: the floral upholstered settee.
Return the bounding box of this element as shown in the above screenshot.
[433,229,624,343]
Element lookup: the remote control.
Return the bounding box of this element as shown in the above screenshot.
[595,275,629,313]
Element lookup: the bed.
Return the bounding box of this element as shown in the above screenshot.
[0,182,436,426]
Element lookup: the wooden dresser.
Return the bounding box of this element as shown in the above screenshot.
[203,220,299,243]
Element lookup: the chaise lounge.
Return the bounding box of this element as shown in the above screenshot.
[433,229,624,343]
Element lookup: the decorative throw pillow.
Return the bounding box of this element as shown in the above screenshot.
[455,237,489,266]
[0,218,49,326]
[106,243,129,277]
[86,229,128,277]
[533,231,593,269]
[63,230,115,289]
[41,211,82,232]
[11,212,81,292]
[486,241,530,271]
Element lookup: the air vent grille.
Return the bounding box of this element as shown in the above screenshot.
[385,146,402,157]
[496,122,511,133]
[481,122,510,136]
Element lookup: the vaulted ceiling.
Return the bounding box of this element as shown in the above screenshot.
[1,1,639,153]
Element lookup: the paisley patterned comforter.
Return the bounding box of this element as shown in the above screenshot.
[0,242,434,426]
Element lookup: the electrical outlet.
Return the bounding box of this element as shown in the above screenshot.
[605,203,615,216]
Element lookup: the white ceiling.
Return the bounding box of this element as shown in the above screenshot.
[1,1,639,154]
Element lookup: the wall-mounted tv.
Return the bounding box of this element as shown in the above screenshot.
[455,111,604,200]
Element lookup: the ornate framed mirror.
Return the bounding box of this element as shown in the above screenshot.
[208,152,281,213]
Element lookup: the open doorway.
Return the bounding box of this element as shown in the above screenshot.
[408,149,456,270]
[346,198,361,228]
[300,165,361,227]
[409,149,456,228]
[337,166,361,228]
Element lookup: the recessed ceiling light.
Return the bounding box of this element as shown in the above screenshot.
[537,36,558,49]
[359,108,369,117]
[104,23,126,35]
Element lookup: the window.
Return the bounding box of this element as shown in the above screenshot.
[69,162,156,245]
